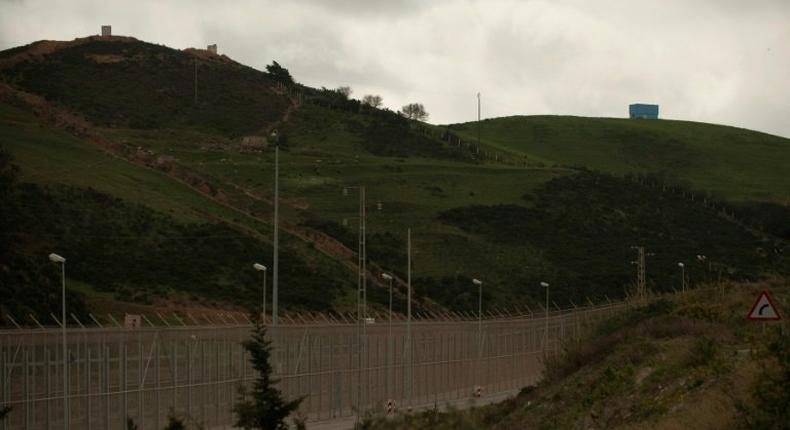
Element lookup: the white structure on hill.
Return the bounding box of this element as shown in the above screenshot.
[207,44,217,54]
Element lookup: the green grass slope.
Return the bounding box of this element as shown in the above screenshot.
[448,116,790,202]
[1,35,788,317]
[0,103,357,321]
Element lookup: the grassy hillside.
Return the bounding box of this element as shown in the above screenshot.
[0,146,357,322]
[448,116,790,202]
[360,279,790,429]
[1,36,788,318]
[437,170,782,303]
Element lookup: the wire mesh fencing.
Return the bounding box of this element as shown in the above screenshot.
[0,301,629,429]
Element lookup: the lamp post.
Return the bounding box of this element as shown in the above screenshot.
[541,281,549,354]
[344,185,367,419]
[343,185,367,323]
[253,263,267,322]
[381,272,394,399]
[472,278,483,393]
[270,130,280,326]
[49,252,68,430]
[472,278,483,347]
[407,228,413,409]
[697,254,708,283]
[678,262,686,292]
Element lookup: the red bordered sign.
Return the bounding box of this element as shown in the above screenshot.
[746,290,781,321]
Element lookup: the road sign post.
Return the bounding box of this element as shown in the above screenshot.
[746,290,781,321]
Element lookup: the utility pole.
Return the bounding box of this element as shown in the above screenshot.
[272,131,279,326]
[194,59,198,104]
[347,185,366,421]
[477,92,481,156]
[407,227,413,409]
[630,246,653,300]
[360,186,367,321]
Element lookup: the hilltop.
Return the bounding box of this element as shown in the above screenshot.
[1,35,788,323]
[447,115,790,202]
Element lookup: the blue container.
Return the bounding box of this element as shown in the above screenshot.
[629,104,659,119]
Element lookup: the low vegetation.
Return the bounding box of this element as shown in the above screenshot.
[0,39,290,136]
[358,279,790,429]
[0,147,351,322]
[438,170,787,302]
[234,318,304,430]
[2,36,789,319]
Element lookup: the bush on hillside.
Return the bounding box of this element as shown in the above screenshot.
[438,171,780,302]
[742,329,790,429]
[1,164,349,323]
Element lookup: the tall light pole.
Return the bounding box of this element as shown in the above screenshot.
[381,272,394,400]
[678,262,685,292]
[343,186,367,323]
[697,254,708,283]
[344,185,367,418]
[271,130,280,326]
[541,281,550,354]
[49,252,68,430]
[472,278,483,393]
[381,273,394,341]
[472,278,483,349]
[253,263,267,322]
[477,92,481,157]
[407,228,412,409]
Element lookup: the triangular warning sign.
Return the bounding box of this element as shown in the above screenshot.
[747,290,781,321]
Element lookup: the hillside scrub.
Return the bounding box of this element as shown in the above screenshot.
[438,170,785,302]
[0,149,351,322]
[0,145,89,321]
[358,279,790,429]
[0,39,290,136]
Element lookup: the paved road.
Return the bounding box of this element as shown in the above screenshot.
[306,388,522,429]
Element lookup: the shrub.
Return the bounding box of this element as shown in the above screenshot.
[234,319,303,429]
[744,329,790,428]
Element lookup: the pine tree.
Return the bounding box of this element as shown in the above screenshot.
[234,319,303,430]
[163,409,186,430]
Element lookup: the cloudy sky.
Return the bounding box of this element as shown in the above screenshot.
[2,0,789,137]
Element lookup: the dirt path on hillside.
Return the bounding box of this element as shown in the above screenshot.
[0,82,437,309]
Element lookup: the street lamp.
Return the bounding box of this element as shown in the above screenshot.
[381,273,394,336]
[343,185,367,323]
[270,129,280,326]
[472,278,483,393]
[678,262,685,292]
[697,254,709,282]
[253,263,267,322]
[344,184,367,419]
[381,272,394,399]
[49,252,68,430]
[540,281,550,354]
[472,278,483,334]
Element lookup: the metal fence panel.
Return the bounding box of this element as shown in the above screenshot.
[0,302,629,429]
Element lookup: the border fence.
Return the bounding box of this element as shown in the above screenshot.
[1,301,630,429]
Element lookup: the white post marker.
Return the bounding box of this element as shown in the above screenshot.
[746,290,781,321]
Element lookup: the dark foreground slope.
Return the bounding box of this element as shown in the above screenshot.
[360,279,790,429]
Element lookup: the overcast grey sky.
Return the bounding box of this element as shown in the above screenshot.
[1,0,789,137]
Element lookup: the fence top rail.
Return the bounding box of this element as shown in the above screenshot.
[0,299,633,335]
